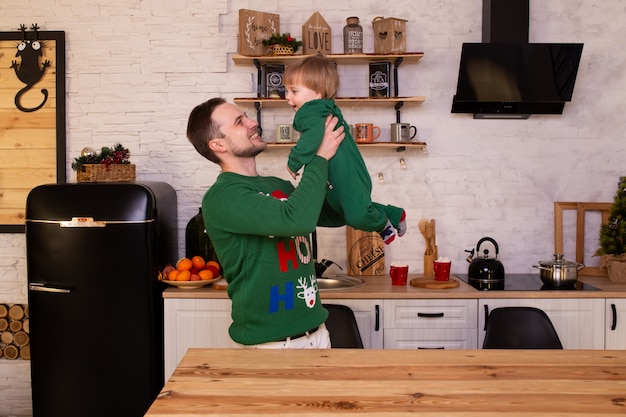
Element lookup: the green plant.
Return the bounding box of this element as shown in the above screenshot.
[262,33,302,52]
[596,176,626,255]
[71,143,131,171]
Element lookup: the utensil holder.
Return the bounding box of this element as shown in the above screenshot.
[423,246,437,276]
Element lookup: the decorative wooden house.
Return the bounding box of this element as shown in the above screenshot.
[302,12,331,55]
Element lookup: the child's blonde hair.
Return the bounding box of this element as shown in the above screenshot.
[283,54,339,99]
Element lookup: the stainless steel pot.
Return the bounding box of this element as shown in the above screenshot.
[533,254,585,288]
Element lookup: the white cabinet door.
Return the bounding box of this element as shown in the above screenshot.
[478,299,605,349]
[383,299,478,349]
[606,299,626,349]
[326,299,383,349]
[164,298,238,379]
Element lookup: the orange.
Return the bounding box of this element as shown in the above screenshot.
[176,258,193,271]
[205,260,220,270]
[198,269,214,281]
[191,256,205,270]
[167,269,180,281]
[176,270,192,281]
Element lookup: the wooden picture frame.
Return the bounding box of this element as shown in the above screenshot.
[0,30,66,233]
[554,201,611,276]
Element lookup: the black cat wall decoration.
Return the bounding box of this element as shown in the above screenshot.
[11,23,50,112]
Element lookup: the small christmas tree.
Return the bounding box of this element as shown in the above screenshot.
[596,176,626,255]
[596,176,626,282]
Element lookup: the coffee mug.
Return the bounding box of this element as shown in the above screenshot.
[390,123,417,143]
[354,123,381,143]
[433,257,452,281]
[275,124,294,143]
[389,263,409,286]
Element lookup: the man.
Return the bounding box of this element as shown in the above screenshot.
[187,98,346,348]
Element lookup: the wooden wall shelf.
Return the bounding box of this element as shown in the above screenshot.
[231,52,424,66]
[264,142,427,152]
[233,97,426,107]
[232,52,426,144]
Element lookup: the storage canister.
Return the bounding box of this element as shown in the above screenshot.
[343,17,363,54]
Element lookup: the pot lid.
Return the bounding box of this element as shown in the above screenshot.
[539,253,579,268]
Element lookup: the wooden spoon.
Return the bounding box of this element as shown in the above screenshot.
[418,219,431,254]
[430,219,436,254]
[424,220,434,255]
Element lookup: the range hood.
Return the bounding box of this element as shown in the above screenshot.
[451,0,583,119]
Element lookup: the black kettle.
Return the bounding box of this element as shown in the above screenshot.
[465,237,505,289]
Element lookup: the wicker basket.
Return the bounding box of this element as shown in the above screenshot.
[77,164,136,183]
[602,254,626,283]
[271,45,294,56]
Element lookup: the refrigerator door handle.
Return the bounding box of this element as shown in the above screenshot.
[29,282,71,294]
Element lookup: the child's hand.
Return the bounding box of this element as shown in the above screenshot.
[286,164,298,180]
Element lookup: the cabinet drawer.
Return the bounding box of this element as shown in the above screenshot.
[384,300,477,329]
[384,328,478,349]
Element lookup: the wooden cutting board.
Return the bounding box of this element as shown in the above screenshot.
[410,277,460,289]
[213,279,228,290]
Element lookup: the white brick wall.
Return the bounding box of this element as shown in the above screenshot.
[1,1,625,414]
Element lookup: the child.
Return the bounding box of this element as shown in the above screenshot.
[282,54,406,244]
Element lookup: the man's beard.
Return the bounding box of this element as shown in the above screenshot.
[229,138,266,158]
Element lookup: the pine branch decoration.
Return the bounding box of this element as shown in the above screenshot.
[71,143,131,171]
[596,176,626,255]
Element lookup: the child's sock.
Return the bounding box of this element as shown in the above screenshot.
[397,210,407,237]
[380,219,397,245]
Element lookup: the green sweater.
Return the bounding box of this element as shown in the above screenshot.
[288,99,392,232]
[203,156,344,345]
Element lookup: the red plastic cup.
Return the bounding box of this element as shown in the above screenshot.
[390,264,409,286]
[433,260,451,281]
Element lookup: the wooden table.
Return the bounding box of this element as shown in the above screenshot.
[146,348,626,416]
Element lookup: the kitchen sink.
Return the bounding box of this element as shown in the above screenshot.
[316,275,365,291]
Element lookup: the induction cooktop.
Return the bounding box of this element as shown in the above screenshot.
[456,274,600,291]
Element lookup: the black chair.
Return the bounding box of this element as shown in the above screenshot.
[482,306,563,349]
[323,304,364,348]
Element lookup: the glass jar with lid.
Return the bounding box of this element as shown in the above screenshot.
[343,16,363,54]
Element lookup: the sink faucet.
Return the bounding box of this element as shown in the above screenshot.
[315,259,343,278]
[312,230,344,277]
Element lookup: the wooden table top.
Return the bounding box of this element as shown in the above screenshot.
[146,348,626,416]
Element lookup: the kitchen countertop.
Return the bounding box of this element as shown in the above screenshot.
[146,348,626,416]
[162,274,626,299]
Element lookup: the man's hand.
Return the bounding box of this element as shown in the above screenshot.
[316,115,345,160]
[286,164,298,179]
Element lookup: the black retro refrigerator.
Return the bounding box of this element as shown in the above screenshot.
[25,182,177,417]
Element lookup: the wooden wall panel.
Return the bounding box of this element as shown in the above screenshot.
[0,31,65,232]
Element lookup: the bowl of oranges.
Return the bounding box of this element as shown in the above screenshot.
[160,256,221,289]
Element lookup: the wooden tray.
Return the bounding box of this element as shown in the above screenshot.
[410,277,459,289]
